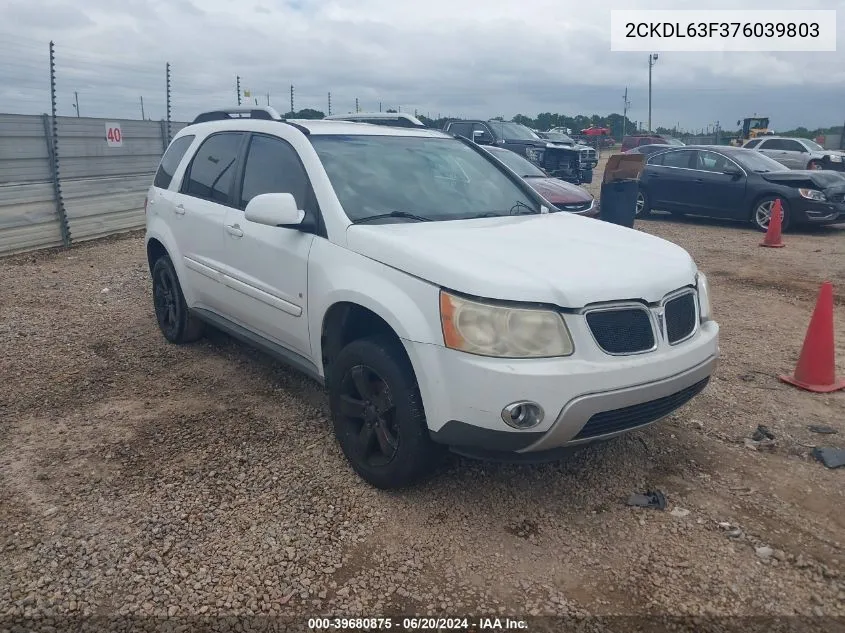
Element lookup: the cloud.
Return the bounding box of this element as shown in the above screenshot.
[0,0,843,130]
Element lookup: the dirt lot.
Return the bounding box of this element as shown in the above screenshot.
[2,177,845,629]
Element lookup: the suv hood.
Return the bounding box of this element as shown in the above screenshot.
[345,214,697,308]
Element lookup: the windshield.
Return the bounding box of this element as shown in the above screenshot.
[801,139,824,151]
[733,149,789,173]
[488,121,540,141]
[310,135,540,222]
[665,138,685,146]
[484,147,546,177]
[747,118,769,129]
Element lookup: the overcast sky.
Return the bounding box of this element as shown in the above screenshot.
[0,0,842,130]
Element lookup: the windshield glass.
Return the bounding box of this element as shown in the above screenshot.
[665,138,685,146]
[801,139,824,151]
[488,122,540,141]
[733,149,789,173]
[484,147,546,177]
[310,135,539,222]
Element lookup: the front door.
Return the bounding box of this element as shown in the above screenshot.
[690,150,748,219]
[218,133,316,359]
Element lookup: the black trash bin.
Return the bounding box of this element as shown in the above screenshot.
[599,178,639,228]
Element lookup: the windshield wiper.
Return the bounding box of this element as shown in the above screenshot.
[353,211,433,224]
[465,212,505,219]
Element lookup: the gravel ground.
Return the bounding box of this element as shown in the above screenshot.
[1,178,844,631]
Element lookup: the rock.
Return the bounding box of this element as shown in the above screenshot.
[756,546,774,560]
[670,508,690,518]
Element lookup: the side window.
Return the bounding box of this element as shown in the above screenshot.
[472,123,494,142]
[744,139,761,148]
[695,151,729,172]
[182,132,245,206]
[647,151,665,166]
[661,150,694,168]
[447,122,472,138]
[154,135,195,189]
[239,134,310,211]
[783,140,807,153]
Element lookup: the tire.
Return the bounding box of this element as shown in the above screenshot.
[751,195,791,233]
[635,188,651,217]
[807,160,824,170]
[151,254,204,344]
[328,334,441,489]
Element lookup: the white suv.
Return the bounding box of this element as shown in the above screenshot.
[145,106,719,489]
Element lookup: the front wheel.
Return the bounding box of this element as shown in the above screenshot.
[635,189,651,217]
[752,196,791,233]
[807,160,824,170]
[328,334,442,489]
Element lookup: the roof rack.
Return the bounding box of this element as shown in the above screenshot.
[190,106,311,135]
[192,106,283,124]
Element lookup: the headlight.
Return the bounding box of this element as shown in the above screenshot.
[439,291,574,358]
[829,154,842,162]
[696,272,712,322]
[798,188,826,201]
[525,147,544,162]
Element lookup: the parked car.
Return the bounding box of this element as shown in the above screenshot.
[323,112,427,129]
[741,136,845,172]
[636,145,845,231]
[621,134,684,153]
[480,145,597,217]
[624,144,677,157]
[442,119,598,185]
[145,106,718,489]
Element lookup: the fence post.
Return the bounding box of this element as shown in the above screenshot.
[165,62,172,144]
[47,42,71,247]
[159,120,168,153]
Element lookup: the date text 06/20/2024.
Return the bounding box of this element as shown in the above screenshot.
[307,616,529,630]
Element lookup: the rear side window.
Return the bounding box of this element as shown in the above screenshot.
[154,135,194,189]
[182,132,245,206]
[744,139,761,148]
[447,122,472,137]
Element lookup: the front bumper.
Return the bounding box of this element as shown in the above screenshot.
[795,199,845,225]
[408,318,719,458]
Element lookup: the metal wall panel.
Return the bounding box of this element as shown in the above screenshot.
[0,114,53,185]
[0,182,64,254]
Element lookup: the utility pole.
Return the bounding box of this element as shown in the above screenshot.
[355,98,359,113]
[73,91,80,117]
[648,53,658,132]
[328,92,332,115]
[622,86,630,137]
[379,101,382,112]
[290,85,294,115]
[267,92,270,106]
[140,96,145,120]
[236,75,241,106]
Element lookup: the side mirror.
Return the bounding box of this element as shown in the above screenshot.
[244,192,305,227]
[723,166,742,178]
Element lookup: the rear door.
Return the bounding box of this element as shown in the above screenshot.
[756,139,794,167]
[690,150,748,218]
[642,149,697,211]
[172,131,247,311]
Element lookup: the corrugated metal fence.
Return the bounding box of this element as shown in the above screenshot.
[0,114,188,256]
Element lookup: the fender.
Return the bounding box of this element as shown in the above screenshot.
[144,215,197,307]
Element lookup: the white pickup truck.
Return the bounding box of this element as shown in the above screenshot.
[145,106,719,489]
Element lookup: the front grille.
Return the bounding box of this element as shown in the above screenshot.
[573,377,710,440]
[557,201,593,213]
[585,308,655,355]
[664,292,697,344]
[829,192,845,204]
[579,148,598,166]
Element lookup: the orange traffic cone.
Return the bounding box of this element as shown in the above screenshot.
[779,281,845,393]
[760,199,785,247]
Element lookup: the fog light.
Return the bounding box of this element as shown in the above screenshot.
[501,401,544,429]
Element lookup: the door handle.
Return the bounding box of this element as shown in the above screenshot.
[174,204,185,215]
[694,178,704,183]
[225,224,244,238]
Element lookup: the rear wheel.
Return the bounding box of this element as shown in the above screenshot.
[635,189,651,217]
[752,196,791,233]
[328,334,442,489]
[151,255,204,343]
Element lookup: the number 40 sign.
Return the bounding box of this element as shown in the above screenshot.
[105,122,123,147]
